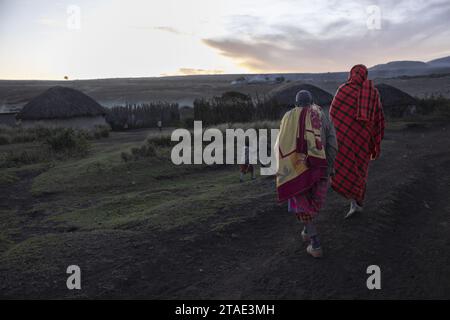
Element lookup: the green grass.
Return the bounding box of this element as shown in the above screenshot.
[19,131,268,233]
[0,127,277,270]
[34,157,255,231]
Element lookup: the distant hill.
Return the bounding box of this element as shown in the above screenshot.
[369,56,450,77]
[370,61,428,71]
[427,56,450,66]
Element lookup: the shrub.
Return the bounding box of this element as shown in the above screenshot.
[93,125,111,139]
[130,147,141,160]
[45,128,90,156]
[0,148,49,168]
[417,96,450,119]
[146,134,172,148]
[121,151,133,162]
[0,134,11,145]
[121,140,157,162]
[143,143,156,157]
[182,117,194,128]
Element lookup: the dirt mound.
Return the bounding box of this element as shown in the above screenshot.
[268,82,334,108]
[17,86,106,120]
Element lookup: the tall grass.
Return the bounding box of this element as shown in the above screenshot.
[0,127,99,168]
[0,125,110,146]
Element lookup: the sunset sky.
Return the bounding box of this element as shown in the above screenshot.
[1,0,450,80]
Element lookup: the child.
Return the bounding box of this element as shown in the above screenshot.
[239,139,256,182]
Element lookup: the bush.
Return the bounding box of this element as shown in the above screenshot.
[121,151,133,162]
[417,96,450,119]
[0,134,11,145]
[93,125,111,139]
[0,148,49,168]
[146,135,172,148]
[435,101,450,118]
[182,117,194,128]
[121,140,157,162]
[45,128,90,156]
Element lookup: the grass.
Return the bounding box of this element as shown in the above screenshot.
[2,114,439,243]
[31,147,258,231]
[15,127,268,234]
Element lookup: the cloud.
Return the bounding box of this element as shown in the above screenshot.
[162,68,225,76]
[203,0,450,73]
[36,18,60,28]
[153,26,183,35]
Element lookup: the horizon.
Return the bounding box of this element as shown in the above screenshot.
[1,0,450,80]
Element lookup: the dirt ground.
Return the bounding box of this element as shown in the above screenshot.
[0,123,449,299]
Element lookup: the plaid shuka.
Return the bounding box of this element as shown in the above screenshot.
[329,65,385,203]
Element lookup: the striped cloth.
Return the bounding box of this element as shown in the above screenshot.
[329,65,385,203]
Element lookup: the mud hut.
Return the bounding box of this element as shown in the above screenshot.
[375,83,417,117]
[17,86,107,129]
[268,82,334,109]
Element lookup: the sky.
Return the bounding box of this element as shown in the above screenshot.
[0,0,450,80]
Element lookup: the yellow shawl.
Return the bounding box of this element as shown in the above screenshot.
[275,105,327,202]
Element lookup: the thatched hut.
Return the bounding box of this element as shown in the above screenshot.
[375,83,417,117]
[17,86,107,129]
[268,82,334,109]
[220,91,252,102]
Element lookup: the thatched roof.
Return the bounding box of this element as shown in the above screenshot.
[17,86,106,120]
[220,91,251,101]
[375,83,417,107]
[268,82,334,108]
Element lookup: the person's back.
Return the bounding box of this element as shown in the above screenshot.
[329,64,384,218]
[276,90,337,258]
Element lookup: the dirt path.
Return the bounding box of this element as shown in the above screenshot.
[129,123,450,299]
[1,124,449,299]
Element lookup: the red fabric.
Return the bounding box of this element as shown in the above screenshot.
[330,64,385,203]
[240,164,254,174]
[278,166,326,202]
[289,178,329,222]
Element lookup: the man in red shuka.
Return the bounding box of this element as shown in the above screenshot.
[329,64,385,219]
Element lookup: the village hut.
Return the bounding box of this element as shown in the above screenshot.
[16,86,107,129]
[219,91,252,102]
[268,82,334,109]
[375,83,417,117]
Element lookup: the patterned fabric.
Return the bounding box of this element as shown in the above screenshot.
[276,105,328,202]
[330,64,385,203]
[288,178,329,222]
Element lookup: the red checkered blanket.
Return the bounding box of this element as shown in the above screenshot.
[330,65,385,203]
